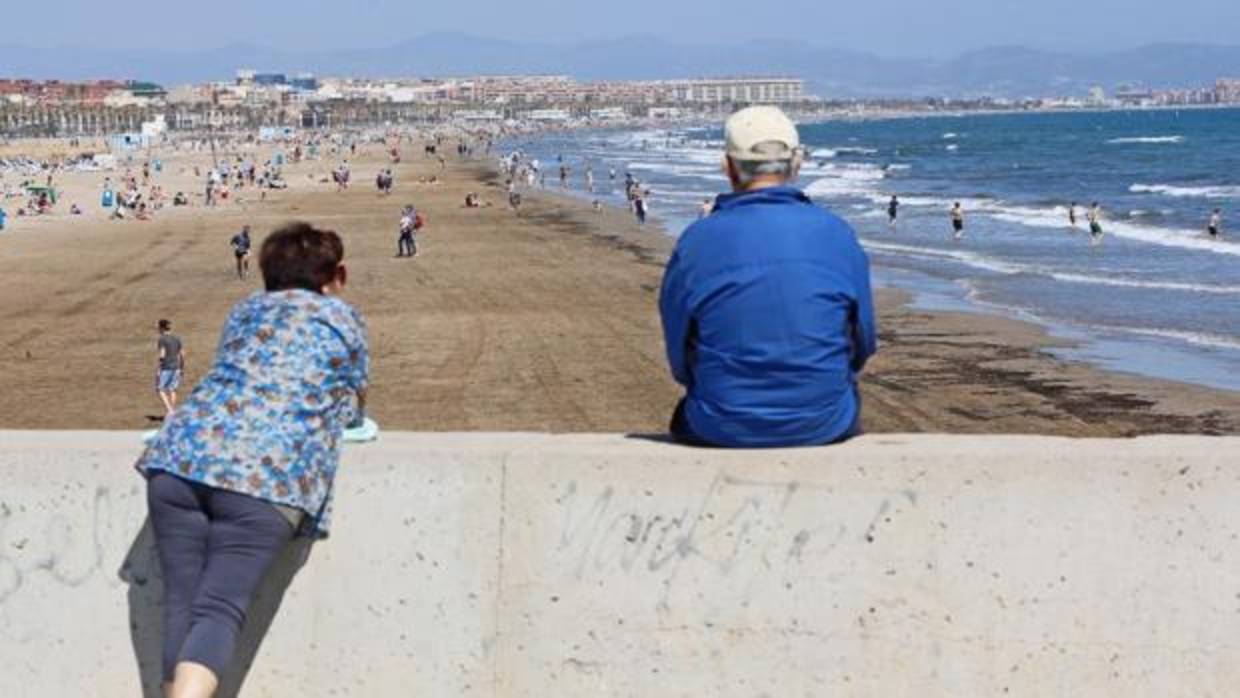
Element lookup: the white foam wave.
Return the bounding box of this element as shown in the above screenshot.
[945,144,959,151]
[863,240,1240,294]
[974,202,1240,258]
[1046,272,1240,295]
[1130,183,1240,199]
[942,132,958,140]
[1107,136,1184,145]
[810,148,837,159]
[804,163,888,199]
[1093,325,1240,351]
[862,240,1023,275]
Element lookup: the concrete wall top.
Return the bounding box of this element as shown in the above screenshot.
[3,432,1238,697]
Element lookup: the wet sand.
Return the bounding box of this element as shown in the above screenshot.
[0,145,1236,434]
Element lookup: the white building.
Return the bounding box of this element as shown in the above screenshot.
[663,78,805,104]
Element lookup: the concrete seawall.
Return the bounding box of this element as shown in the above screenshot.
[3,431,1238,696]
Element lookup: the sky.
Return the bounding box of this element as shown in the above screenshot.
[4,0,1238,56]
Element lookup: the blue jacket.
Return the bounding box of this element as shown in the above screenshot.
[659,186,877,447]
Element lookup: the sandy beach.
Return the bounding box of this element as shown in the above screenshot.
[1,140,1237,435]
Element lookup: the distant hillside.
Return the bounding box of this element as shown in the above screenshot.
[2,35,1238,98]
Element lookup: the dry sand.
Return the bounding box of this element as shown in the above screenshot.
[1,142,1236,435]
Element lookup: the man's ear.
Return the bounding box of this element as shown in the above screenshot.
[789,149,804,181]
[722,156,738,188]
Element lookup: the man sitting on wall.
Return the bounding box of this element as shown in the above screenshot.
[659,106,877,448]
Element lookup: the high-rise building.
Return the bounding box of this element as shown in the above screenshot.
[1216,78,1240,103]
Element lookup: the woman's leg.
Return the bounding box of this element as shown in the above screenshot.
[173,489,294,695]
[146,473,210,692]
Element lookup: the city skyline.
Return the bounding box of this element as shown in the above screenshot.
[2,35,1240,99]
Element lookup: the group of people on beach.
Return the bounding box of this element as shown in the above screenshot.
[135,106,873,697]
[882,194,1224,244]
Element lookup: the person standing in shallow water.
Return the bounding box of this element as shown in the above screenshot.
[136,223,369,698]
[887,195,899,228]
[1088,202,1104,245]
[950,202,965,240]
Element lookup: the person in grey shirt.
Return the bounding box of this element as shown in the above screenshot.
[156,319,185,416]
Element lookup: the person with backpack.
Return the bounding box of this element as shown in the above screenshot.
[397,205,424,258]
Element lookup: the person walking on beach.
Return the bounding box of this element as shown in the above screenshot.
[155,319,185,416]
[1088,202,1104,245]
[397,205,417,258]
[230,225,252,280]
[136,223,368,698]
[633,193,649,225]
[951,202,965,240]
[659,106,876,448]
[1208,208,1223,239]
[888,195,899,228]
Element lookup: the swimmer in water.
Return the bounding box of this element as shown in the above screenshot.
[1087,202,1104,245]
[1207,208,1222,239]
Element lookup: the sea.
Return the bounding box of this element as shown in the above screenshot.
[502,108,1240,392]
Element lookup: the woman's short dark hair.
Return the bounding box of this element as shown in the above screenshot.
[259,222,344,293]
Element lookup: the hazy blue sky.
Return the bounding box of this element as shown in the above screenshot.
[5,0,1238,56]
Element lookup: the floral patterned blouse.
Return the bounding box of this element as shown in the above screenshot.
[136,289,369,538]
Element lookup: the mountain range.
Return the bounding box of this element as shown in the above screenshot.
[2,34,1239,98]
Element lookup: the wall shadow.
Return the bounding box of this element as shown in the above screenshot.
[118,518,314,698]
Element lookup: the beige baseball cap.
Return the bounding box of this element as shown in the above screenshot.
[724,106,800,161]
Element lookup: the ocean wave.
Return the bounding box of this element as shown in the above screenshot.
[971,201,1240,258]
[1130,183,1240,199]
[1106,136,1184,145]
[863,240,1024,275]
[1090,325,1240,352]
[942,132,959,140]
[804,164,888,198]
[945,144,959,151]
[863,239,1240,294]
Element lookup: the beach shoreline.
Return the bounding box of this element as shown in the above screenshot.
[0,138,1235,435]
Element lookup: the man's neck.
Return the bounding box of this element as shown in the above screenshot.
[734,178,789,194]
